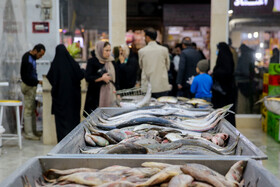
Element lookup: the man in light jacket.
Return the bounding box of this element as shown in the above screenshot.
[138,28,171,98]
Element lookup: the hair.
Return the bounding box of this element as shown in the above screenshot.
[182,39,192,47]
[144,28,157,40]
[175,43,182,50]
[33,43,46,52]
[181,36,191,43]
[104,41,111,48]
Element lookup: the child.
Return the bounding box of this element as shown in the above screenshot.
[190,59,213,102]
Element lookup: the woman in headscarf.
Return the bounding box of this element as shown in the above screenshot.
[46,44,85,142]
[84,41,118,115]
[235,44,255,114]
[212,42,236,126]
[117,44,140,89]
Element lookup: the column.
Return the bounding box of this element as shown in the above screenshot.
[109,0,126,48]
[210,0,229,70]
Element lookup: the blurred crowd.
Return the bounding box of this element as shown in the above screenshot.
[21,27,273,141]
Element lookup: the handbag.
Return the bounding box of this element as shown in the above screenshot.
[212,80,226,95]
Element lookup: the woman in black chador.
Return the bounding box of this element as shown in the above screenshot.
[47,44,85,142]
[83,41,118,115]
[212,42,236,126]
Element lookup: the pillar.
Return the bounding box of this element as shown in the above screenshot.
[109,0,126,48]
[210,0,229,70]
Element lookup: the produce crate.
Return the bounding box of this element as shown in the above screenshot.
[268,85,280,96]
[263,73,269,85]
[267,111,280,143]
[269,75,280,86]
[48,108,267,160]
[0,156,279,187]
[269,63,280,75]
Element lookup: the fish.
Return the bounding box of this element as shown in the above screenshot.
[165,133,183,142]
[137,166,182,186]
[214,133,229,141]
[89,134,109,147]
[157,145,220,156]
[141,162,173,170]
[189,181,213,187]
[126,167,161,178]
[99,143,148,154]
[56,172,123,186]
[44,168,98,183]
[100,165,131,172]
[225,160,246,183]
[211,136,225,146]
[181,163,236,187]
[84,127,96,147]
[157,96,178,103]
[106,129,129,142]
[101,108,178,121]
[99,181,136,187]
[80,147,103,154]
[168,174,194,187]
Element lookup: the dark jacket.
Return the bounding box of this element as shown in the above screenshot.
[117,49,139,89]
[46,44,85,138]
[84,56,119,114]
[176,47,203,87]
[20,52,39,86]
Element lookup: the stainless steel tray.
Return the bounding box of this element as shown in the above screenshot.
[48,108,267,160]
[0,156,278,187]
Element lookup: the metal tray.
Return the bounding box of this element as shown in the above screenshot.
[48,108,267,160]
[0,156,278,187]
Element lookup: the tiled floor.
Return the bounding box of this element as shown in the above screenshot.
[0,124,279,183]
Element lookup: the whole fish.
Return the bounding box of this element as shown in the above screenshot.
[141,162,173,170]
[168,174,194,187]
[225,160,246,183]
[157,96,178,103]
[137,166,182,186]
[181,163,236,187]
[99,181,136,187]
[106,129,129,142]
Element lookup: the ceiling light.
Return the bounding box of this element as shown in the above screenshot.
[248,33,252,39]
[253,32,259,38]
[260,42,264,48]
[228,10,233,14]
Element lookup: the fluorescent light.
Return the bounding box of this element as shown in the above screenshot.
[248,33,252,39]
[260,42,264,48]
[253,32,259,38]
[228,10,233,14]
[255,52,262,59]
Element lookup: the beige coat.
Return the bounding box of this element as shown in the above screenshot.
[139,41,171,93]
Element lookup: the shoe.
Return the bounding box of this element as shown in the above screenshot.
[24,133,40,140]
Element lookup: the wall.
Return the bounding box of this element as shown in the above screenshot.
[25,0,59,61]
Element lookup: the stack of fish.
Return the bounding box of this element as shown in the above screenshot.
[34,161,246,186]
[81,104,238,155]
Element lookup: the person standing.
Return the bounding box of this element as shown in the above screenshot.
[138,28,171,98]
[190,59,212,102]
[212,42,236,126]
[20,44,45,140]
[117,44,140,89]
[83,41,118,115]
[235,44,255,114]
[176,39,204,98]
[46,44,85,142]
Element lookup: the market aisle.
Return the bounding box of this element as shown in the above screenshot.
[0,139,53,182]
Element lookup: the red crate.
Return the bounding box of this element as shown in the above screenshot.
[269,75,280,86]
[263,84,268,93]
